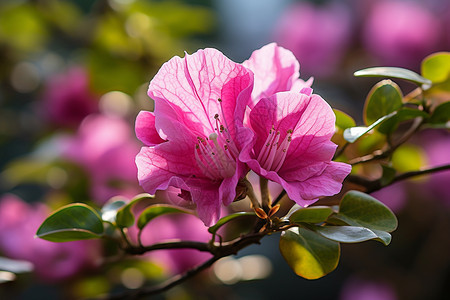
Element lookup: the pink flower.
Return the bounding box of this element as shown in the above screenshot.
[136,49,254,226]
[273,2,352,78]
[240,88,351,207]
[242,43,312,108]
[340,276,398,300]
[41,67,98,127]
[64,114,141,204]
[362,0,442,69]
[0,194,101,282]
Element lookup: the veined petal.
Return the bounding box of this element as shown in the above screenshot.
[135,111,165,146]
[243,43,300,107]
[148,48,253,140]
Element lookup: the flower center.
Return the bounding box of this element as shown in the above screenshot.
[257,126,292,172]
[194,101,239,180]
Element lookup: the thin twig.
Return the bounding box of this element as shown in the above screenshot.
[346,164,450,193]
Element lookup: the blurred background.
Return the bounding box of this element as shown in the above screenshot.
[0,0,449,299]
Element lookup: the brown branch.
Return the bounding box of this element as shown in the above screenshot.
[349,117,424,166]
[124,240,211,255]
[105,256,220,300]
[346,164,450,193]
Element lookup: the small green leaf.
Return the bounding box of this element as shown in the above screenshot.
[335,191,397,232]
[289,206,334,224]
[429,101,450,124]
[333,109,356,130]
[364,80,403,126]
[101,197,127,224]
[378,108,428,134]
[380,165,396,186]
[208,212,255,234]
[354,67,431,87]
[116,193,154,228]
[36,203,104,242]
[310,225,392,246]
[137,204,192,230]
[421,52,450,83]
[279,227,340,280]
[343,111,396,143]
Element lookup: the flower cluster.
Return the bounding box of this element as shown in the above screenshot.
[135,43,351,225]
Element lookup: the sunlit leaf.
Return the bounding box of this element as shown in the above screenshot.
[428,101,450,124]
[289,206,333,224]
[208,212,255,234]
[0,257,34,274]
[279,227,340,280]
[364,80,403,126]
[36,203,104,242]
[343,112,396,143]
[310,225,392,245]
[378,108,428,134]
[334,109,356,130]
[116,193,154,228]
[137,204,192,230]
[421,52,450,83]
[354,67,431,87]
[101,197,127,224]
[335,191,398,232]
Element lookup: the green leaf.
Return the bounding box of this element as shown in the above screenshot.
[343,111,396,143]
[354,67,431,87]
[310,225,392,246]
[378,108,428,135]
[279,227,340,280]
[429,101,450,124]
[101,197,127,224]
[137,204,192,230]
[335,191,398,232]
[364,80,403,126]
[289,206,334,224]
[208,212,255,234]
[333,109,356,130]
[116,193,154,228]
[380,165,396,186]
[36,203,104,242]
[421,52,450,83]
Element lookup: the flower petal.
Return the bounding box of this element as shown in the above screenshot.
[135,111,165,146]
[148,48,253,140]
[243,43,300,107]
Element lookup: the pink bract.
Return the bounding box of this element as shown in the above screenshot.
[243,43,312,108]
[240,89,351,206]
[136,48,254,226]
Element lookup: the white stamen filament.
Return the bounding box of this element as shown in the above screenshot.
[194,104,238,180]
[258,127,292,172]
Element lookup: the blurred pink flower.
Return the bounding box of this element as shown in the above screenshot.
[273,2,352,78]
[242,43,312,108]
[240,88,351,207]
[370,182,407,213]
[41,67,98,127]
[0,194,101,282]
[340,276,398,300]
[64,114,141,204]
[136,48,254,226]
[420,130,450,206]
[362,0,442,69]
[135,201,213,275]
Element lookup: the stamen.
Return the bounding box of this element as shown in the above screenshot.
[257,127,293,172]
